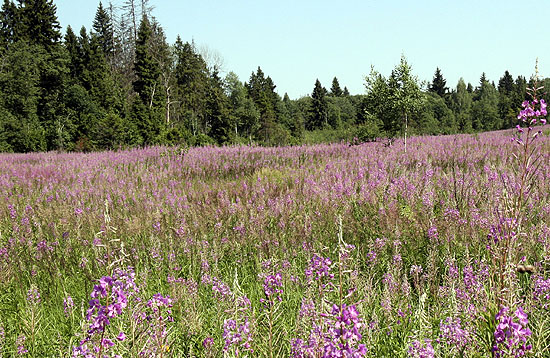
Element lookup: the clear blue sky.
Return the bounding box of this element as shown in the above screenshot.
[55,0,550,99]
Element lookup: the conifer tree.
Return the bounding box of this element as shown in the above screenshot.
[330,76,343,97]
[132,16,164,144]
[174,37,209,135]
[0,40,46,151]
[64,26,80,81]
[92,1,114,59]
[0,0,18,50]
[18,0,61,50]
[207,69,230,143]
[343,86,350,96]
[308,79,328,130]
[429,67,448,98]
[497,71,516,128]
[245,67,281,143]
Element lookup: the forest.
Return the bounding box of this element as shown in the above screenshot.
[0,0,548,152]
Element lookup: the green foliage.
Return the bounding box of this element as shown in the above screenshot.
[174,38,209,135]
[420,92,456,135]
[308,79,328,130]
[330,76,343,97]
[92,1,114,58]
[327,96,356,129]
[388,55,423,136]
[428,67,448,98]
[450,78,473,132]
[355,114,384,142]
[0,1,545,153]
[471,75,500,131]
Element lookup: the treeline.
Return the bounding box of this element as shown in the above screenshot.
[0,0,548,153]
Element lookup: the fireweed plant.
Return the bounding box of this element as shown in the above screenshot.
[487,68,548,357]
[1,109,550,355]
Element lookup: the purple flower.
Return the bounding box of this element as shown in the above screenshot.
[203,336,214,348]
[305,254,334,284]
[16,335,28,355]
[223,318,253,356]
[439,317,470,351]
[492,306,532,357]
[408,339,434,358]
[64,295,74,317]
[26,286,40,305]
[262,273,283,303]
[323,304,367,358]
[533,275,550,309]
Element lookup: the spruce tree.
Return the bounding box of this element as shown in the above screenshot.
[497,71,516,128]
[343,86,350,96]
[174,37,209,135]
[133,17,160,107]
[0,41,46,151]
[0,0,18,49]
[245,67,281,143]
[308,79,328,130]
[330,77,343,97]
[429,67,448,98]
[498,70,514,95]
[15,0,69,150]
[64,26,79,81]
[92,1,114,59]
[18,0,61,50]
[132,16,164,144]
[207,69,230,143]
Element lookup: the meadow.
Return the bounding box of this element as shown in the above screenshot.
[0,128,549,357]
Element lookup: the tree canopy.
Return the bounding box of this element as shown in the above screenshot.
[0,1,545,152]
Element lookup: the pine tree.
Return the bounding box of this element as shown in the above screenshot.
[429,67,448,98]
[308,79,328,130]
[330,77,343,97]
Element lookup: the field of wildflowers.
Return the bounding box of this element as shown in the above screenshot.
[0,100,550,356]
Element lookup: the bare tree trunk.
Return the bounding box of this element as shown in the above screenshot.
[166,85,171,125]
[149,83,156,109]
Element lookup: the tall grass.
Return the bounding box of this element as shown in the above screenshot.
[0,129,549,357]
